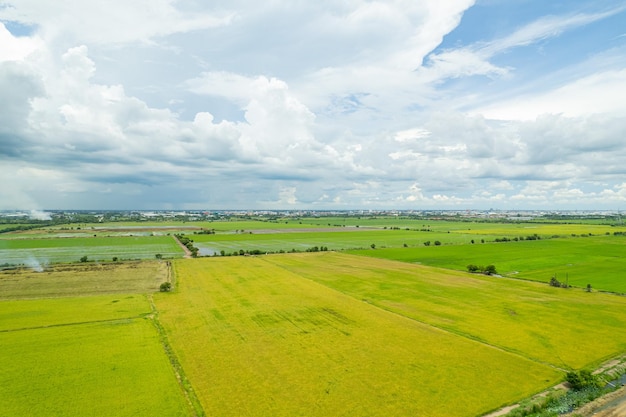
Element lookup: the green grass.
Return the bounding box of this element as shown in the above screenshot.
[347,235,626,293]
[268,252,626,370]
[0,235,184,264]
[155,257,562,417]
[0,318,192,417]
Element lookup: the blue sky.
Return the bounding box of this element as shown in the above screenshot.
[1,0,625,210]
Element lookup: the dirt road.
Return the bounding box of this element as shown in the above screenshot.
[172,235,192,258]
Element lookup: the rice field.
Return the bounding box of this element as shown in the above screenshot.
[348,234,626,293]
[0,318,192,417]
[2,218,626,416]
[0,235,184,265]
[190,228,483,255]
[0,262,192,417]
[0,294,150,329]
[268,252,626,370]
[155,256,567,417]
[0,261,170,299]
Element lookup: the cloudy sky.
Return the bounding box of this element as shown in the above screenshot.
[1,0,626,210]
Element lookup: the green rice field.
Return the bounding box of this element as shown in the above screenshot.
[190,228,490,255]
[348,234,626,293]
[0,318,191,417]
[0,282,192,417]
[0,235,184,265]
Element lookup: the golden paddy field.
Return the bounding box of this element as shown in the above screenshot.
[152,253,626,417]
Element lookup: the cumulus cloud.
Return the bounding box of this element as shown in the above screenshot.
[0,1,625,209]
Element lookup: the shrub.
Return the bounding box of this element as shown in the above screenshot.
[159,282,172,292]
[549,276,561,287]
[566,370,599,390]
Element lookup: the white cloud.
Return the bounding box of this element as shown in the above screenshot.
[0,0,233,45]
[1,1,625,210]
[0,22,42,62]
[477,69,626,120]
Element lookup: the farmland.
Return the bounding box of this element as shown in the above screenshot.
[0,261,170,299]
[189,228,473,254]
[0,318,191,417]
[2,214,626,416]
[348,234,626,293]
[268,252,626,369]
[0,263,192,417]
[155,256,563,417]
[0,235,184,265]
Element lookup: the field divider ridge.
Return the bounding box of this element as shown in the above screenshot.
[0,314,149,334]
[147,293,205,417]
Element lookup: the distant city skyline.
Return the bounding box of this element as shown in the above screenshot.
[1,1,626,210]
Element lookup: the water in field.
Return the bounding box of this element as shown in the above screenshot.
[197,246,219,256]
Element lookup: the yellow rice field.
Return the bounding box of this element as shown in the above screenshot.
[155,256,564,417]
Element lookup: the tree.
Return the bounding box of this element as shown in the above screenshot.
[434,240,441,246]
[586,283,592,292]
[370,243,376,249]
[155,253,163,259]
[484,265,497,275]
[80,255,88,263]
[159,282,172,292]
[423,241,431,246]
[467,264,480,273]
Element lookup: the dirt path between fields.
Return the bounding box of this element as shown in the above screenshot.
[172,235,192,258]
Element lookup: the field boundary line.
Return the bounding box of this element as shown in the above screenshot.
[0,314,148,333]
[148,294,205,417]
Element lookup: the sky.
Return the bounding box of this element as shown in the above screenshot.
[1,0,626,211]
